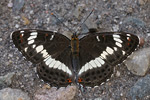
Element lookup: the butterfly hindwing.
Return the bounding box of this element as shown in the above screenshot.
[11,29,73,87]
[78,32,139,87]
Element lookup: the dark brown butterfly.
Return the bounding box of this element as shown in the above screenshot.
[11,29,139,87]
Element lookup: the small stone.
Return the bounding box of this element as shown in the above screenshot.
[98,15,101,19]
[0,88,30,100]
[73,4,85,19]
[15,24,19,28]
[139,37,145,47]
[21,16,30,25]
[0,38,2,41]
[123,17,146,28]
[42,84,51,89]
[81,24,89,33]
[0,72,15,86]
[127,74,150,100]
[29,10,34,14]
[96,97,103,100]
[13,0,25,12]
[138,0,148,5]
[8,1,13,8]
[116,71,121,77]
[85,18,97,30]
[62,31,72,39]
[126,7,133,14]
[112,25,119,32]
[125,47,150,76]
[34,85,77,100]
[8,54,13,57]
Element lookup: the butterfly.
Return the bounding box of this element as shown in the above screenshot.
[11,29,139,87]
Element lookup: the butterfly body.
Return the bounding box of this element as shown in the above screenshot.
[11,29,139,87]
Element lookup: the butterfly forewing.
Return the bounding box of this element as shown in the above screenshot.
[11,29,74,87]
[78,32,139,87]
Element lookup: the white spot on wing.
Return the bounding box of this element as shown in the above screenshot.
[30,32,38,35]
[20,31,24,33]
[32,44,36,48]
[115,42,122,47]
[66,67,72,75]
[49,60,56,68]
[84,63,89,71]
[94,58,102,67]
[78,57,105,75]
[96,36,100,41]
[41,50,48,57]
[113,34,120,38]
[114,38,123,43]
[36,45,44,53]
[21,33,24,36]
[44,56,72,75]
[58,64,62,70]
[101,51,108,59]
[78,64,86,75]
[78,69,83,75]
[10,32,14,39]
[97,57,105,65]
[28,40,34,44]
[89,60,97,68]
[122,51,125,55]
[50,35,54,40]
[27,35,37,40]
[106,47,114,54]
[61,64,67,73]
[45,56,53,65]
[127,34,131,37]
[88,63,93,69]
[24,47,28,52]
[43,54,49,59]
[53,61,61,69]
[114,47,117,51]
[44,56,50,62]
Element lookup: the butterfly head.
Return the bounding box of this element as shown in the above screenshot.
[71,34,79,40]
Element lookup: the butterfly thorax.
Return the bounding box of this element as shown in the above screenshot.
[71,34,79,56]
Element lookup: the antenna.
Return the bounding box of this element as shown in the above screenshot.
[75,8,94,35]
[51,13,75,34]
[51,8,94,35]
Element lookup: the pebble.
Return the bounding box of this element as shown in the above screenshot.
[0,72,15,87]
[85,18,97,30]
[73,4,85,19]
[125,47,150,76]
[123,17,146,28]
[0,88,30,100]
[8,1,13,8]
[127,74,150,100]
[15,24,19,28]
[112,25,119,32]
[13,0,25,12]
[62,31,72,39]
[115,71,121,77]
[8,54,13,58]
[21,16,30,25]
[138,0,148,5]
[34,85,77,100]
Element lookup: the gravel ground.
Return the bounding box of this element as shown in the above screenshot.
[0,0,150,100]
